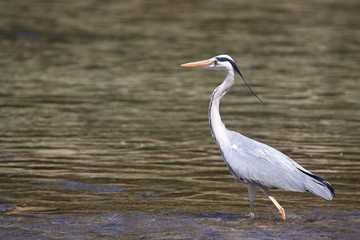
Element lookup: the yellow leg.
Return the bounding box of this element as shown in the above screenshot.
[268,196,286,220]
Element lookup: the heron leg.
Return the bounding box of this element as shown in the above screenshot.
[261,188,286,220]
[245,184,256,218]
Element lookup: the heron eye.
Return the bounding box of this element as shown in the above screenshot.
[213,59,219,65]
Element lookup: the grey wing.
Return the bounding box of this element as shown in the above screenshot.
[220,130,334,200]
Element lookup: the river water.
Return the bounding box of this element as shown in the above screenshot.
[0,0,359,239]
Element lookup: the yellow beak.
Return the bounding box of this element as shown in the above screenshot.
[180,59,213,67]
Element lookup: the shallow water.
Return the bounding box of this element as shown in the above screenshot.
[0,0,359,239]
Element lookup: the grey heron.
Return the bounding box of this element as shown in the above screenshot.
[180,55,334,219]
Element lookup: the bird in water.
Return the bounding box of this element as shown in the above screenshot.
[180,55,334,220]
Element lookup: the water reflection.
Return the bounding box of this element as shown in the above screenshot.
[0,0,360,239]
[1,211,359,239]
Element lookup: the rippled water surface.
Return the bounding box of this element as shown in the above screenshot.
[0,0,359,239]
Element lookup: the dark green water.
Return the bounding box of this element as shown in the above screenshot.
[0,0,359,239]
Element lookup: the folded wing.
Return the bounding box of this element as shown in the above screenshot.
[221,130,334,200]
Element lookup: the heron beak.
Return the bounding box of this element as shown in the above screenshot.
[180,60,213,68]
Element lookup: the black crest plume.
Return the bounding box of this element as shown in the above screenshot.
[216,57,263,103]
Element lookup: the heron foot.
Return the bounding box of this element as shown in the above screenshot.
[267,196,286,220]
[279,208,286,220]
[245,212,255,218]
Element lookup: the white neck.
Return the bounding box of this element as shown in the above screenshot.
[208,70,235,148]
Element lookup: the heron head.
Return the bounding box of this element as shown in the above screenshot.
[181,54,263,103]
[180,54,237,72]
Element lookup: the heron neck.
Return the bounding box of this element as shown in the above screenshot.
[208,71,235,148]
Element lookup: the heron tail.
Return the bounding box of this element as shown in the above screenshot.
[298,168,335,200]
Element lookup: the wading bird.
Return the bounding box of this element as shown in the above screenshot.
[180,55,334,219]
